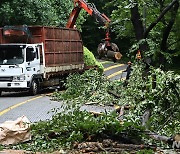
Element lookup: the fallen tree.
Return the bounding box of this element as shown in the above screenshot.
[4,63,179,153]
[53,62,180,148]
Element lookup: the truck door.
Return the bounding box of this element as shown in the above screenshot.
[25,46,40,80]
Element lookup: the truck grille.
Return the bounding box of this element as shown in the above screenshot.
[0,76,13,82]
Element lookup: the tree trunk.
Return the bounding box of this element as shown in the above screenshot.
[106,50,122,61]
[130,1,148,53]
[130,3,144,41]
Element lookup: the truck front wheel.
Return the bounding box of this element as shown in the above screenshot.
[30,80,39,95]
[0,90,2,96]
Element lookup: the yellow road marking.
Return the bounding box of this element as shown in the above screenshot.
[0,95,43,116]
[104,64,124,72]
[100,61,112,64]
[107,69,125,79]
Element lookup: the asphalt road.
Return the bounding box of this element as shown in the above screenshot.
[101,60,127,81]
[0,60,127,123]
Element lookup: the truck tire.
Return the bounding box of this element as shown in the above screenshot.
[0,90,2,96]
[30,80,39,95]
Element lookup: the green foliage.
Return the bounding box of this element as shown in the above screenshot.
[0,0,86,29]
[110,1,134,38]
[0,145,4,151]
[8,63,180,152]
[136,149,154,154]
[54,63,180,139]
[112,63,180,136]
[53,69,116,105]
[10,104,143,152]
[50,0,73,27]
[0,0,57,26]
[129,39,161,62]
[83,46,104,73]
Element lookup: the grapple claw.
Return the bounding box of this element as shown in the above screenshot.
[97,42,122,62]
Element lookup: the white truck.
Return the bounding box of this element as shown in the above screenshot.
[0,25,84,96]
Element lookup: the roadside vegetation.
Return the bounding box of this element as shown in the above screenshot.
[5,63,179,153]
[9,104,144,152]
[83,46,104,74]
[53,64,180,138]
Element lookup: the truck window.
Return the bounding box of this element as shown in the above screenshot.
[26,47,35,62]
[35,47,39,59]
[0,46,24,65]
[38,45,43,64]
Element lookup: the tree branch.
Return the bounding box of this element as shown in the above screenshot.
[144,0,179,38]
[142,109,171,143]
[160,1,179,51]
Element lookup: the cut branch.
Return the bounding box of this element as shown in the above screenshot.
[75,140,156,153]
[145,131,171,143]
[107,90,120,98]
[142,110,171,143]
[142,109,151,128]
[118,105,124,120]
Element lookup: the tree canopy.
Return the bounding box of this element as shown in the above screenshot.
[110,0,180,65]
[0,0,85,28]
[0,0,179,66]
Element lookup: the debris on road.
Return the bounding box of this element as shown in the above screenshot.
[0,116,31,145]
[73,139,156,153]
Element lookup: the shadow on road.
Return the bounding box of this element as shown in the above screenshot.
[1,89,56,97]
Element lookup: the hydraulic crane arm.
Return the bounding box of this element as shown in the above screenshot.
[66,0,122,62]
[66,0,111,29]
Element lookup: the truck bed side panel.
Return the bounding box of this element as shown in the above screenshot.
[29,26,84,67]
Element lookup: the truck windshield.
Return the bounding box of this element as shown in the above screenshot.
[0,46,24,65]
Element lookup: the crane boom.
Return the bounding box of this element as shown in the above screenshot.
[66,0,122,62]
[66,0,110,28]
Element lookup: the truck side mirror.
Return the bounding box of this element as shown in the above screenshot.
[26,47,35,62]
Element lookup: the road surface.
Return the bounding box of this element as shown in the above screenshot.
[0,61,127,123]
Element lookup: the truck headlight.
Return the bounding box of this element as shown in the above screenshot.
[13,75,26,81]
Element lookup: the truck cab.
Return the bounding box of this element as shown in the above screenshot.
[0,43,42,96]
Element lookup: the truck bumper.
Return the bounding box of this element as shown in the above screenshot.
[0,81,28,89]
